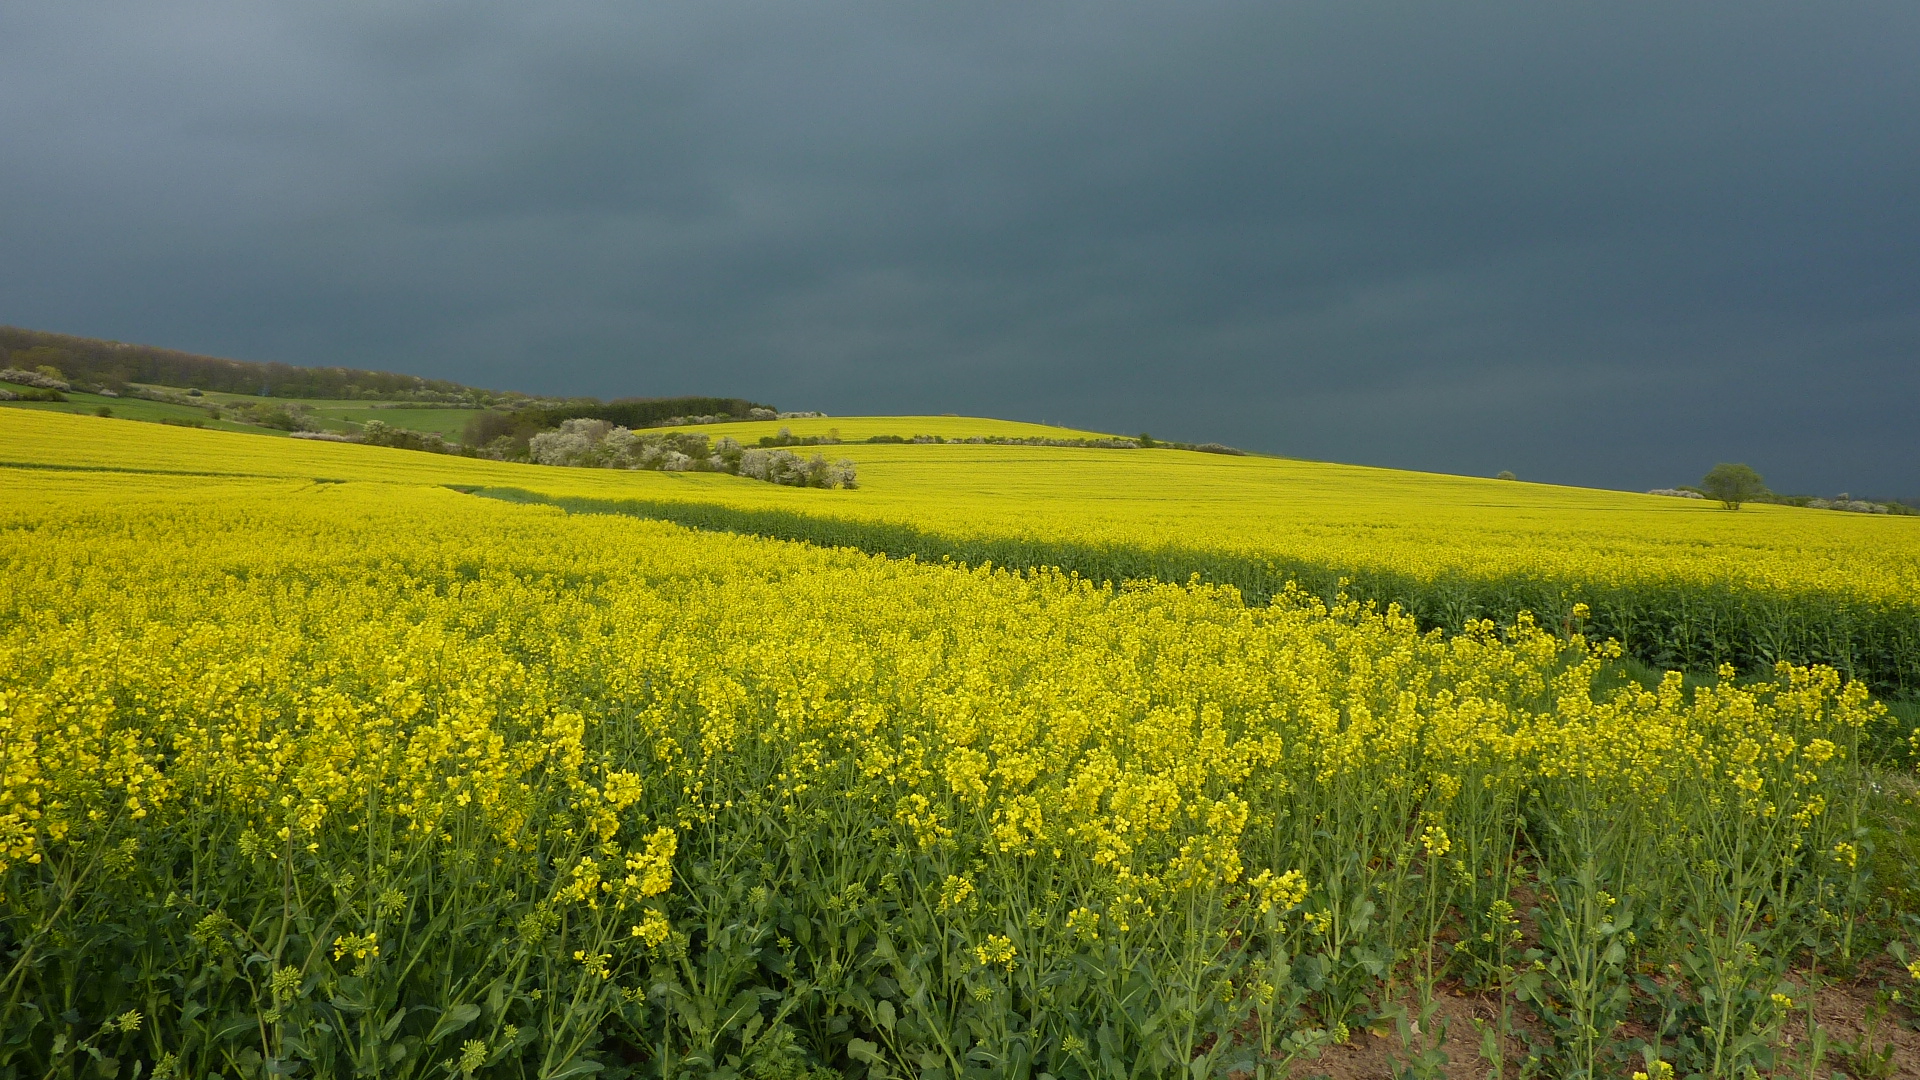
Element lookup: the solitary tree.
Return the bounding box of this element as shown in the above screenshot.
[1700,462,1767,510]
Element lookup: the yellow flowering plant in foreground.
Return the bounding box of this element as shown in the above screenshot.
[0,463,1894,1079]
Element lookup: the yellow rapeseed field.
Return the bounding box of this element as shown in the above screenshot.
[0,414,1901,1079]
[7,408,1916,613]
[7,404,1917,686]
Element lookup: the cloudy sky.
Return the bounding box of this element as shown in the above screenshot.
[2,2,1915,494]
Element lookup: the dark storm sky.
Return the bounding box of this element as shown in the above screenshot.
[3,2,1916,494]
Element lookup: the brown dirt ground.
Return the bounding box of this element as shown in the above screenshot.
[1304,987,1513,1080]
[1793,974,1920,1080]
[1244,973,1920,1079]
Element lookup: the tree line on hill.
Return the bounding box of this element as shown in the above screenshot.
[460,398,779,454]
[0,326,522,403]
[1646,462,1915,514]
[0,325,784,417]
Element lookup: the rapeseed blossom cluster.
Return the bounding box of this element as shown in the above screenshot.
[0,465,1889,1079]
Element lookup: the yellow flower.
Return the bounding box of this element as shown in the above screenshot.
[631,909,672,948]
[1066,906,1101,942]
[974,935,1016,971]
[331,933,379,962]
[938,874,975,913]
[619,827,678,904]
[1247,869,1308,915]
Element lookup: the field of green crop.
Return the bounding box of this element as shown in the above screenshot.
[178,390,491,439]
[1,390,272,433]
[1,385,491,440]
[250,400,487,438]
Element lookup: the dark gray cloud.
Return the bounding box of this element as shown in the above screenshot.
[3,1,1916,494]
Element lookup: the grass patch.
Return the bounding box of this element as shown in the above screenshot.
[1,391,270,433]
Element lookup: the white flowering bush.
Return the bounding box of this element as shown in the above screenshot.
[528,421,855,487]
[0,368,70,391]
[529,418,613,466]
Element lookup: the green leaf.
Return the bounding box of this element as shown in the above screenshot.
[1096,1022,1120,1079]
[848,1038,884,1065]
[542,1058,606,1080]
[213,1015,259,1041]
[426,1002,481,1044]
